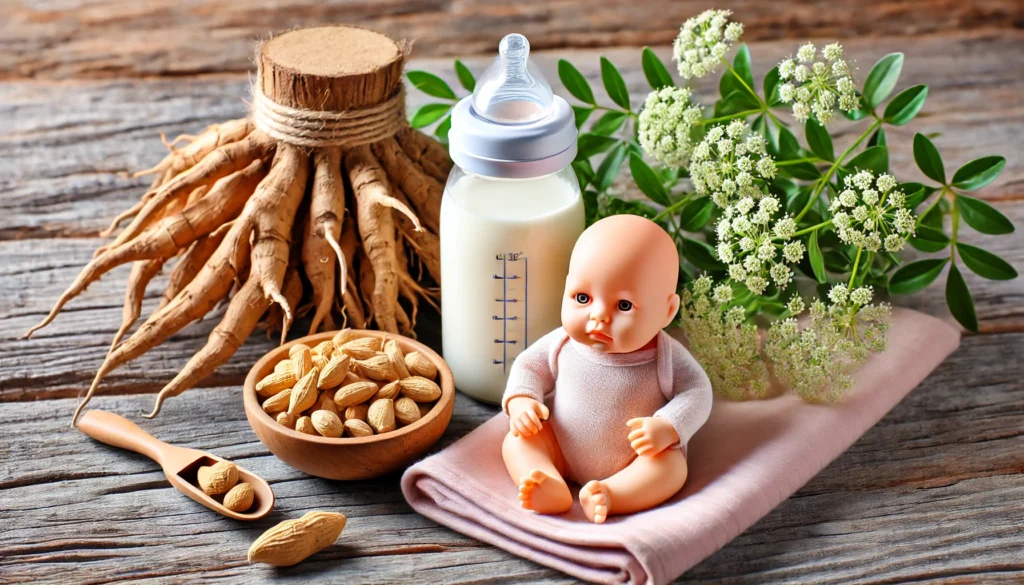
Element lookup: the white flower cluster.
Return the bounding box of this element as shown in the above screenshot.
[766,285,890,403]
[691,120,778,208]
[830,170,916,252]
[672,9,744,80]
[638,86,703,167]
[777,42,857,124]
[714,195,804,295]
[679,275,771,400]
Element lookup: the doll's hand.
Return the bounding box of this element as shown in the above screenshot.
[626,417,680,457]
[507,396,550,438]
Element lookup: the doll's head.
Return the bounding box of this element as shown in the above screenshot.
[561,215,680,353]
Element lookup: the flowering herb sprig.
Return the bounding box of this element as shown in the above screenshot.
[777,42,857,124]
[407,8,1016,401]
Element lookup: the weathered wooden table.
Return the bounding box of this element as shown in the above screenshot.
[2,2,1022,583]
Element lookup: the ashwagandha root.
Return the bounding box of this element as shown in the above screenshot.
[26,117,446,423]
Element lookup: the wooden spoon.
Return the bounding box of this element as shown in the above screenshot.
[77,409,274,520]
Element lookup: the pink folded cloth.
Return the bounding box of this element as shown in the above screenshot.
[401,308,960,585]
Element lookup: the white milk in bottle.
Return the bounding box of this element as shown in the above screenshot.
[442,33,584,403]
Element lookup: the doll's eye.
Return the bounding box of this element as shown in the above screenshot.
[575,293,591,304]
[617,300,633,312]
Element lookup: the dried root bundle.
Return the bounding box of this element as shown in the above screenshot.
[25,26,449,422]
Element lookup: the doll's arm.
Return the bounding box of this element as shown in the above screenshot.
[501,328,564,428]
[652,341,713,452]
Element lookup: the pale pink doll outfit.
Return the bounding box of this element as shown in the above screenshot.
[501,327,713,484]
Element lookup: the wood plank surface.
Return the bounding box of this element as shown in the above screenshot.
[1,9,1022,584]
[1,332,1021,584]
[2,31,1021,240]
[2,1,1018,80]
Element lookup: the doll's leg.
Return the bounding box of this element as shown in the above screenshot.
[502,425,572,514]
[580,448,687,523]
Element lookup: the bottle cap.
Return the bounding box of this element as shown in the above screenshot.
[448,34,577,179]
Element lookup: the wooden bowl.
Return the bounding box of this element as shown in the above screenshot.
[243,330,454,480]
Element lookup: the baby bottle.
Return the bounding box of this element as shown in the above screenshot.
[442,33,584,404]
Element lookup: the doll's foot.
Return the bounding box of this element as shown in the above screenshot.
[580,480,612,524]
[518,469,572,514]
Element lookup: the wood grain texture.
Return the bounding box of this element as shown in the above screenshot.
[1,0,1018,80]
[0,333,1021,584]
[2,31,1020,241]
[1,11,1023,584]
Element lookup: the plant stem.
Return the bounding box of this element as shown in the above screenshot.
[653,195,692,222]
[595,104,638,119]
[795,119,883,223]
[700,109,763,126]
[775,157,824,167]
[848,246,864,287]
[722,62,763,107]
[915,186,948,226]
[951,196,960,262]
[789,219,833,238]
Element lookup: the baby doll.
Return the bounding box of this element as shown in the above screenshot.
[501,214,712,524]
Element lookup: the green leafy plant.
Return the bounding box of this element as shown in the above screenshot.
[406,8,1015,400]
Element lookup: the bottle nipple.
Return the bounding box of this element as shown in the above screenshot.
[471,33,554,124]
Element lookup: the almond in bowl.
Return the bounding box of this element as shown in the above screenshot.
[243,329,454,480]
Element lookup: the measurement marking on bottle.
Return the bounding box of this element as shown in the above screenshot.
[492,252,528,371]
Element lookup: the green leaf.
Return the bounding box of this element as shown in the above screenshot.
[951,156,1006,191]
[946,263,978,332]
[777,125,803,160]
[594,142,627,191]
[576,134,619,159]
[901,182,934,209]
[868,127,887,147]
[805,119,834,162]
[889,258,948,294]
[958,195,1015,235]
[679,197,716,232]
[842,106,869,122]
[680,237,725,271]
[845,145,889,174]
[590,111,627,136]
[913,133,945,184]
[454,59,476,92]
[641,47,673,89]
[559,59,596,105]
[573,106,594,129]
[823,250,852,273]
[573,160,594,191]
[406,71,458,100]
[602,195,659,219]
[883,84,928,125]
[784,186,813,215]
[909,224,950,253]
[715,90,760,116]
[409,103,451,128]
[768,176,799,206]
[434,114,452,141]
[808,230,827,283]
[957,243,1018,280]
[763,66,782,106]
[719,45,754,100]
[862,53,904,110]
[600,57,631,110]
[628,154,670,206]
[733,44,754,88]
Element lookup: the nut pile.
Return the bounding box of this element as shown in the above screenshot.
[256,330,442,438]
[196,460,255,512]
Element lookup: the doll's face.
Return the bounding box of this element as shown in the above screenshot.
[561,216,680,354]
